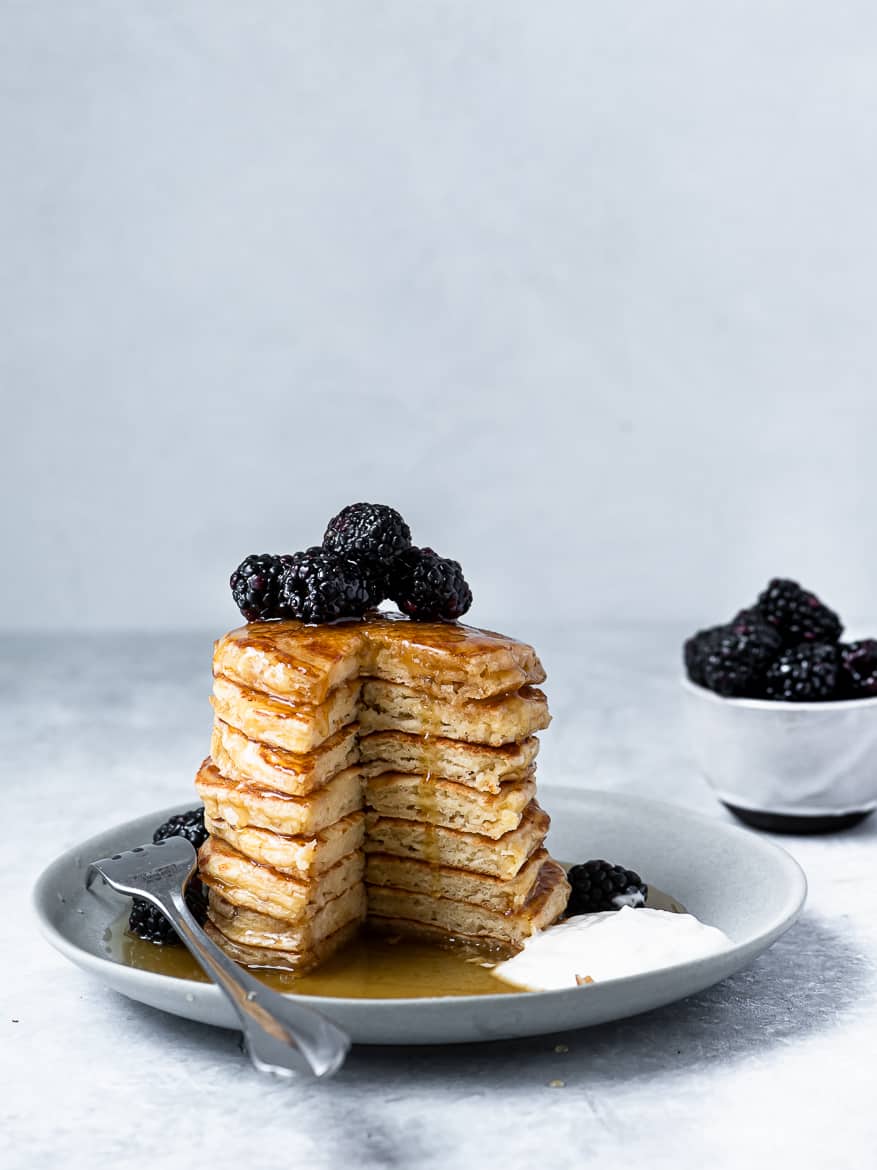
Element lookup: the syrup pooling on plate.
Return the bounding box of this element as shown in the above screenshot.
[113,886,686,999]
[113,913,516,998]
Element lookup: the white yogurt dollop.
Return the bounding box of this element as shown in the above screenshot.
[492,906,732,991]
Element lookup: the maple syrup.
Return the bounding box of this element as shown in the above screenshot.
[113,913,515,998]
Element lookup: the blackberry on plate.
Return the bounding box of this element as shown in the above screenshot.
[764,642,839,702]
[566,860,647,916]
[152,806,208,849]
[230,554,293,621]
[278,547,371,623]
[389,546,473,622]
[756,578,843,646]
[323,503,411,566]
[128,807,209,944]
[838,640,877,699]
[128,881,208,946]
[684,618,780,698]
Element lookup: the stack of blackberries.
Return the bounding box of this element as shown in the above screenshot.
[684,578,877,702]
[230,503,473,625]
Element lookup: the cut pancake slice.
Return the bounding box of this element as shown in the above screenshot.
[195,758,363,837]
[207,885,367,951]
[358,730,539,793]
[211,719,359,796]
[359,680,550,746]
[205,917,361,974]
[214,615,546,706]
[214,622,365,706]
[204,810,365,877]
[198,836,364,921]
[366,848,549,913]
[367,859,571,951]
[359,616,547,700]
[364,772,536,839]
[364,801,550,879]
[211,675,361,754]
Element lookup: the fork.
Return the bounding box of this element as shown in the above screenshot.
[87,836,351,1079]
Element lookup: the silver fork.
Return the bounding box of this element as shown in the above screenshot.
[87,836,350,1079]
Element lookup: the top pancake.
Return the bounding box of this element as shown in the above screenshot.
[214,612,546,706]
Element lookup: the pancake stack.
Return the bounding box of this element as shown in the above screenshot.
[196,614,570,972]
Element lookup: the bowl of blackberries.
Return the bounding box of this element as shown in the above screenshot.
[683,578,877,834]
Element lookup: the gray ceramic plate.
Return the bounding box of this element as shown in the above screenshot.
[33,788,806,1045]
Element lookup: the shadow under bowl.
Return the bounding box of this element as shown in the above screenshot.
[681,678,877,834]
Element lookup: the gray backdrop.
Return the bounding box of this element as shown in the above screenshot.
[3,2,875,633]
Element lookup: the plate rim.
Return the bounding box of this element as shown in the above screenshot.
[33,787,808,1012]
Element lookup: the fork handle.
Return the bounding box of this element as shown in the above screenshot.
[156,889,350,1078]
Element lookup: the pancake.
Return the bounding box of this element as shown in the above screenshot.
[367,859,571,950]
[211,675,361,754]
[204,917,361,974]
[364,801,550,878]
[364,771,536,838]
[211,719,359,795]
[359,615,546,700]
[213,622,364,706]
[204,810,365,876]
[207,886,367,951]
[366,848,549,913]
[215,718,538,796]
[213,673,547,753]
[359,681,550,746]
[358,730,539,792]
[214,614,546,705]
[197,836,364,921]
[195,758,363,836]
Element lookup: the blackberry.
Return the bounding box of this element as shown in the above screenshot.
[152,806,208,850]
[278,547,371,623]
[323,503,411,566]
[128,807,209,944]
[128,880,208,946]
[566,860,647,916]
[838,640,877,698]
[764,642,839,702]
[389,546,473,622]
[684,627,714,687]
[756,578,843,646]
[683,618,780,698]
[730,607,766,632]
[230,554,293,621]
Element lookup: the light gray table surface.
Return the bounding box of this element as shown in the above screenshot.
[4,624,875,1169]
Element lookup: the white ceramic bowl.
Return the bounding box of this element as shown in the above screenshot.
[682,678,877,833]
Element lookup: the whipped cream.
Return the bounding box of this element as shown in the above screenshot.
[492,906,732,991]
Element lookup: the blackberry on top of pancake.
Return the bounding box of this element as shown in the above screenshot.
[229,503,472,625]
